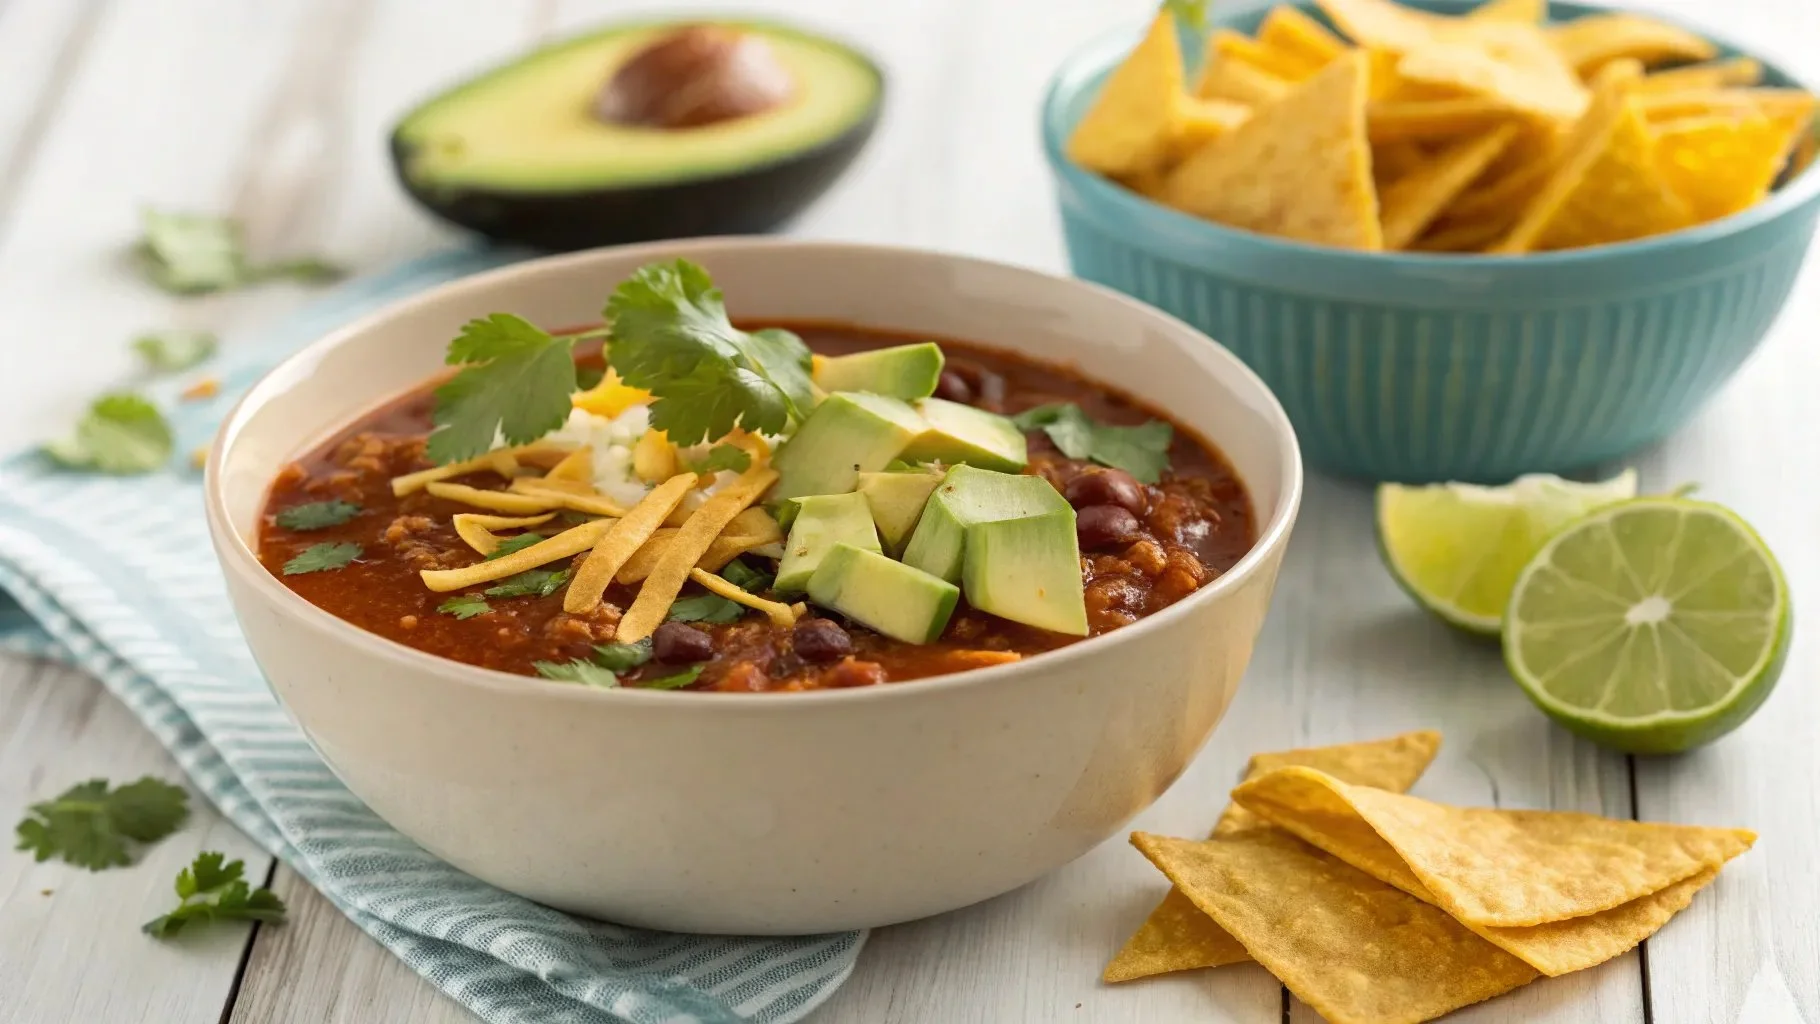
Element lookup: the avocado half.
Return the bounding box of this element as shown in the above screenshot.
[390,20,884,251]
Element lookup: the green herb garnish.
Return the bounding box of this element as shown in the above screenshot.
[484,567,570,599]
[685,443,753,475]
[667,592,747,624]
[1012,404,1174,484]
[143,852,287,938]
[575,364,607,391]
[15,777,189,871]
[273,500,361,531]
[593,639,654,672]
[640,665,705,691]
[534,659,620,687]
[719,558,773,593]
[485,534,543,560]
[427,314,580,464]
[43,393,173,474]
[282,542,363,575]
[437,594,491,619]
[605,260,816,446]
[135,209,343,295]
[133,329,218,372]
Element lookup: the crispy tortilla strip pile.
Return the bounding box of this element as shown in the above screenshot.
[1065,0,1816,254]
[1111,732,1756,1024]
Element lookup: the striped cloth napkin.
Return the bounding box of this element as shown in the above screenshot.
[0,251,864,1024]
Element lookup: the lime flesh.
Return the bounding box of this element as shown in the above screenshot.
[1377,471,1639,634]
[1503,498,1790,754]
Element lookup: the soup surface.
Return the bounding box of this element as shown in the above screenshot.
[259,323,1254,692]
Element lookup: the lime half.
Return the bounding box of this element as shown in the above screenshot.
[1377,471,1639,634]
[1503,498,1790,754]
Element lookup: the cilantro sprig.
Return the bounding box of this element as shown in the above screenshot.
[15,777,189,871]
[685,443,753,475]
[534,660,620,687]
[143,852,287,938]
[133,329,218,372]
[593,639,653,671]
[43,393,174,474]
[437,594,491,619]
[485,567,570,598]
[136,209,343,296]
[486,533,544,560]
[642,665,705,690]
[283,542,363,575]
[273,500,361,531]
[1013,404,1174,484]
[427,314,580,464]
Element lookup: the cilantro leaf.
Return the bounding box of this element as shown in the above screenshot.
[534,659,621,688]
[640,665,705,691]
[575,364,607,391]
[1010,403,1173,484]
[486,533,543,560]
[685,443,753,475]
[718,558,772,593]
[282,542,363,575]
[133,329,218,372]
[428,314,578,464]
[43,393,173,474]
[135,209,342,295]
[605,259,814,446]
[247,256,345,286]
[667,592,747,624]
[437,594,491,619]
[14,777,189,871]
[273,500,361,531]
[593,639,653,672]
[143,851,287,938]
[484,567,570,599]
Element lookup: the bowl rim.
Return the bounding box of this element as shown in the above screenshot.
[204,236,1305,710]
[1038,0,1820,269]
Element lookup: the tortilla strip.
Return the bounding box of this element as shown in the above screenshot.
[565,473,698,614]
[544,447,594,484]
[616,467,779,642]
[689,568,799,627]
[616,507,785,584]
[426,481,562,514]
[1638,57,1762,94]
[418,519,614,593]
[390,442,572,496]
[452,512,555,556]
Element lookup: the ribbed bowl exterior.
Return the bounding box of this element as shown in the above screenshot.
[1043,4,1820,483]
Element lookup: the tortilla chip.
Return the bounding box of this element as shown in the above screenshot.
[1467,0,1545,23]
[1194,54,1294,106]
[1792,122,1819,179]
[1638,57,1763,94]
[1655,102,1817,220]
[1163,53,1383,250]
[616,467,778,642]
[1105,730,1441,983]
[1548,13,1719,77]
[1398,23,1589,122]
[1373,139,1433,185]
[1231,766,1756,927]
[1368,96,1518,143]
[1412,215,1515,252]
[1494,60,1694,252]
[1209,28,1322,81]
[565,473,697,614]
[1169,96,1253,161]
[1381,124,1520,248]
[451,512,556,556]
[1448,157,1553,222]
[1317,0,1453,52]
[1638,86,1817,123]
[418,519,615,593]
[1132,830,1539,1024]
[1066,12,1187,177]
[1259,6,1348,65]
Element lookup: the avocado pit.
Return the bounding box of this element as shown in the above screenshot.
[594,25,795,130]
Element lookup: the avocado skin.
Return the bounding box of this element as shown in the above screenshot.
[388,105,880,251]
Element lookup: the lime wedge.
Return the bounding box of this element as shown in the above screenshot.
[1377,471,1639,634]
[1503,498,1790,754]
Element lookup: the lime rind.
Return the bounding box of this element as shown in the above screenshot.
[1501,497,1791,754]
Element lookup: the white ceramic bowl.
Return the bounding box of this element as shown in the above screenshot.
[205,238,1303,934]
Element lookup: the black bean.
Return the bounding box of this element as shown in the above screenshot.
[793,618,852,662]
[651,621,714,663]
[933,370,974,405]
[1064,468,1148,516]
[1076,504,1143,551]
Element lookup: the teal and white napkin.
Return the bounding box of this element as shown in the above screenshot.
[0,251,865,1024]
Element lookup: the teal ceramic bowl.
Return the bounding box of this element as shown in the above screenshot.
[1041,0,1820,483]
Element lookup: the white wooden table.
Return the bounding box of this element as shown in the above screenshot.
[0,0,1814,1021]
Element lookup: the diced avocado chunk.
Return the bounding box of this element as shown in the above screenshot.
[901,465,1070,583]
[962,510,1088,636]
[807,543,959,644]
[775,493,882,594]
[770,392,927,502]
[856,468,943,554]
[901,398,1027,472]
[813,343,944,400]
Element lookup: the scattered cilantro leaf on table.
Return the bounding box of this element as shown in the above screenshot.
[273,500,361,531]
[534,659,621,687]
[143,852,287,938]
[640,665,705,691]
[43,393,173,474]
[685,443,753,475]
[485,533,543,560]
[14,777,189,871]
[135,209,343,296]
[437,594,491,619]
[605,260,815,446]
[282,542,363,576]
[1012,403,1174,484]
[133,329,218,372]
[593,639,653,672]
[427,314,579,464]
[667,592,748,624]
[484,567,570,599]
